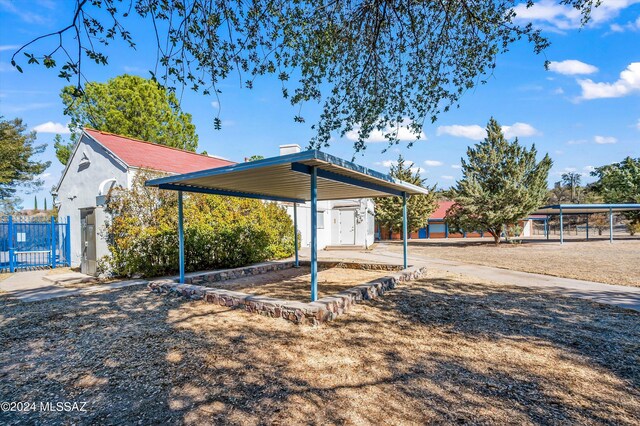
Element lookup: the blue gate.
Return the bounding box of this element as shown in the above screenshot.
[0,216,71,272]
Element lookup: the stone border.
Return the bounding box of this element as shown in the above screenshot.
[149,261,426,325]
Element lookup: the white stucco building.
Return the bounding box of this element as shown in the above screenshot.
[54,130,375,275]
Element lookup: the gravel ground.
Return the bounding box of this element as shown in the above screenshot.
[386,239,640,287]
[201,266,391,301]
[0,269,638,425]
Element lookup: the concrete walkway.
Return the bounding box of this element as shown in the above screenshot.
[0,270,147,303]
[303,245,640,312]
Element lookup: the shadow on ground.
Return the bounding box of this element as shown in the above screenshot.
[0,270,638,425]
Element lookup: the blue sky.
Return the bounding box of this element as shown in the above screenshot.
[1,0,639,209]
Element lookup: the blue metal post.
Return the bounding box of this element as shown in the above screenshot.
[609,207,613,243]
[8,216,14,273]
[445,222,449,238]
[66,216,71,266]
[310,167,318,301]
[178,191,185,284]
[402,192,408,269]
[293,203,299,267]
[463,230,467,238]
[51,216,56,269]
[586,214,589,241]
[545,216,549,240]
[559,207,564,244]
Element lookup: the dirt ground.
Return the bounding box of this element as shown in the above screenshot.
[203,266,391,301]
[1,269,638,425]
[386,238,640,287]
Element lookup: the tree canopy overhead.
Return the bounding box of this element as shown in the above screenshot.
[11,1,600,152]
[446,118,552,244]
[54,74,199,164]
[590,156,640,228]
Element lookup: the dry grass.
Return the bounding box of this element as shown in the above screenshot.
[1,270,638,425]
[387,239,640,287]
[203,266,391,301]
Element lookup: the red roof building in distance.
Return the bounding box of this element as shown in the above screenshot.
[430,200,455,220]
[84,128,235,174]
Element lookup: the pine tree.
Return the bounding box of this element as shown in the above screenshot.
[374,156,438,236]
[34,195,38,210]
[44,197,48,211]
[447,118,552,245]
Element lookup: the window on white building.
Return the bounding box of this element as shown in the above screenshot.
[317,211,325,229]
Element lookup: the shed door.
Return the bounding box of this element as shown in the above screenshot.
[339,210,356,245]
[80,209,97,276]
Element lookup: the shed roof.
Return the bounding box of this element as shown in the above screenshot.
[533,203,640,215]
[146,150,430,202]
[84,129,235,174]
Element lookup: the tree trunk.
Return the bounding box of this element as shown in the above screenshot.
[489,227,502,245]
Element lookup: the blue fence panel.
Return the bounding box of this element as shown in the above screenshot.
[0,216,71,272]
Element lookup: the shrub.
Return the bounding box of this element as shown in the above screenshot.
[102,170,295,277]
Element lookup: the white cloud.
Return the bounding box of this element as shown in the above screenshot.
[0,45,19,52]
[410,167,426,175]
[437,124,486,140]
[345,120,426,143]
[437,122,539,140]
[451,164,461,169]
[514,0,640,31]
[555,150,564,155]
[424,160,443,167]
[636,118,640,130]
[610,16,640,32]
[578,62,640,100]
[567,139,586,145]
[33,121,70,134]
[548,60,598,75]
[594,135,617,144]
[563,167,577,172]
[554,87,565,95]
[583,165,596,173]
[211,101,219,109]
[502,122,540,138]
[374,160,396,168]
[440,175,454,180]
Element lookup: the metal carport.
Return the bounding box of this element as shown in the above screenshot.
[146,150,430,301]
[532,204,640,244]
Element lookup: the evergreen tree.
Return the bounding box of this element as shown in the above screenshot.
[591,157,640,232]
[44,197,48,211]
[54,74,198,164]
[374,156,438,236]
[34,196,38,210]
[0,117,50,210]
[447,118,552,245]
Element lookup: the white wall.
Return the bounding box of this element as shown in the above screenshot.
[285,198,375,249]
[56,134,128,267]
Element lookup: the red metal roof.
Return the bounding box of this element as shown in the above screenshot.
[430,200,455,220]
[84,128,235,174]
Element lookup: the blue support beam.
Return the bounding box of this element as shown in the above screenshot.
[158,183,305,204]
[8,216,14,273]
[586,214,589,241]
[609,207,613,243]
[293,203,299,268]
[426,223,430,239]
[445,222,449,238]
[51,216,56,269]
[310,167,318,301]
[559,207,564,244]
[66,216,71,266]
[291,162,404,197]
[545,216,549,240]
[178,191,185,284]
[402,192,408,269]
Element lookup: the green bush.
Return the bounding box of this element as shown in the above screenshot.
[101,170,295,277]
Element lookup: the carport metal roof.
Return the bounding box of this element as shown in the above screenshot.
[146,150,425,301]
[145,150,430,202]
[533,203,640,215]
[531,203,640,244]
